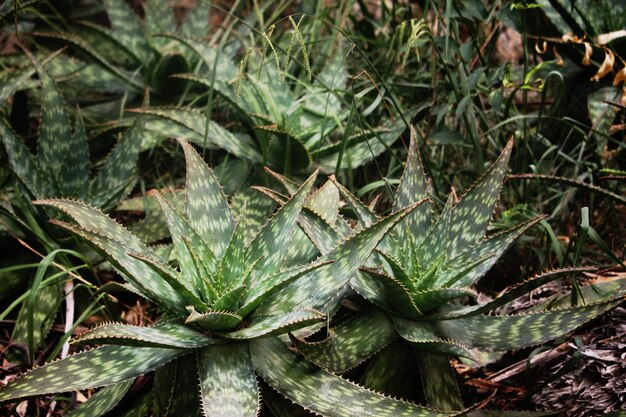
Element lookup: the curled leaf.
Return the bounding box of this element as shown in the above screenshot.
[591,48,615,81]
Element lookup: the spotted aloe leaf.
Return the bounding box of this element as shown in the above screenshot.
[70,321,218,349]
[251,337,459,417]
[0,345,184,403]
[88,121,142,210]
[0,119,48,198]
[103,0,151,62]
[67,379,134,417]
[433,297,623,351]
[255,202,421,316]
[197,344,259,417]
[416,352,464,411]
[180,138,235,257]
[132,107,262,163]
[290,306,396,373]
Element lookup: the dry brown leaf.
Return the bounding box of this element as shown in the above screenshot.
[613,66,626,85]
[591,48,615,81]
[553,46,564,66]
[582,42,593,65]
[535,40,547,54]
[562,32,583,43]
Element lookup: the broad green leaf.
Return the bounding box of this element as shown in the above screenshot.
[434,298,623,351]
[65,109,90,199]
[306,180,341,225]
[436,215,545,288]
[257,204,420,315]
[392,127,433,247]
[298,207,345,255]
[359,270,421,319]
[247,170,317,281]
[180,3,210,37]
[0,345,185,403]
[28,50,88,198]
[393,317,479,361]
[446,139,513,257]
[230,188,276,245]
[133,107,262,163]
[0,120,48,197]
[103,0,151,62]
[197,343,259,417]
[89,121,142,209]
[32,32,142,90]
[212,285,247,311]
[415,196,453,273]
[290,306,396,373]
[185,308,243,332]
[71,321,216,349]
[251,337,456,417]
[153,190,216,294]
[180,138,235,257]
[415,352,464,411]
[153,362,176,417]
[412,287,477,312]
[224,309,325,340]
[330,175,378,227]
[168,354,202,417]
[238,261,333,318]
[0,66,35,104]
[144,0,176,49]
[360,341,422,401]
[43,215,185,315]
[432,266,597,320]
[129,252,207,311]
[67,379,134,417]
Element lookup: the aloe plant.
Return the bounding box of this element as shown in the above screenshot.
[261,130,625,412]
[0,48,144,355]
[0,138,462,417]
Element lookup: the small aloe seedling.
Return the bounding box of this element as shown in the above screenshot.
[284,130,624,412]
[0,139,453,417]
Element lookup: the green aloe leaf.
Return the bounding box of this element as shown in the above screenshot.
[290,306,396,373]
[0,345,185,403]
[153,190,216,295]
[89,121,142,210]
[27,50,89,198]
[185,308,243,332]
[129,252,207,312]
[70,321,217,349]
[67,379,134,417]
[133,107,262,163]
[0,66,35,104]
[434,298,623,351]
[392,127,433,248]
[359,270,421,319]
[103,0,151,62]
[330,175,378,227]
[153,362,176,416]
[412,287,478,312]
[43,215,186,315]
[258,203,420,315]
[180,138,235,257]
[168,354,202,417]
[224,309,325,340]
[415,352,464,411]
[32,32,142,90]
[432,267,597,320]
[298,207,346,255]
[144,0,176,49]
[197,343,259,417]
[212,285,247,311]
[180,3,210,37]
[0,120,48,198]
[393,317,479,361]
[446,139,513,257]
[251,337,456,417]
[247,170,317,280]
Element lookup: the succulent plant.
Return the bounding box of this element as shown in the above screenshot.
[0,138,461,417]
[261,130,624,412]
